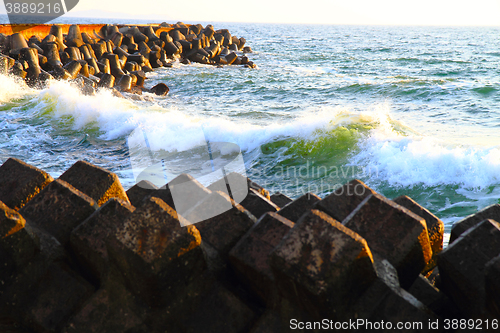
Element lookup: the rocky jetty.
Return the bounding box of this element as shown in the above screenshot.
[0,158,499,332]
[0,22,255,95]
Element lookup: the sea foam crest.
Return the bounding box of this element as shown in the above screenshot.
[353,120,500,190]
[0,74,33,103]
[30,80,500,192]
[34,80,373,153]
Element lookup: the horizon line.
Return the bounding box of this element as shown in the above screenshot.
[0,13,499,28]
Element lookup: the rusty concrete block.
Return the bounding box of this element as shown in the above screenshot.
[278,192,321,222]
[207,172,269,203]
[269,192,292,208]
[61,287,146,333]
[394,195,444,273]
[270,209,377,319]
[145,184,175,209]
[0,225,68,323]
[0,158,53,210]
[0,201,39,268]
[439,219,500,318]
[125,180,157,207]
[127,175,208,215]
[163,173,211,216]
[450,204,500,244]
[407,273,460,320]
[179,282,258,333]
[0,201,40,293]
[426,267,442,289]
[407,274,440,308]
[229,212,294,304]
[207,172,247,203]
[106,197,205,307]
[343,192,432,288]
[351,258,400,319]
[59,160,129,206]
[185,191,257,266]
[368,285,438,332]
[351,259,438,332]
[23,263,95,333]
[315,179,376,222]
[70,198,135,282]
[19,179,98,246]
[239,188,279,220]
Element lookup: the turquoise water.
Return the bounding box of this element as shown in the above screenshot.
[2,22,500,241]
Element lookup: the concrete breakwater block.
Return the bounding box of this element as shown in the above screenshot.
[367,284,438,332]
[394,195,444,273]
[0,157,53,210]
[315,179,376,222]
[106,197,205,307]
[59,160,129,206]
[127,173,212,219]
[70,198,135,283]
[229,212,295,304]
[5,156,500,330]
[0,222,91,332]
[207,171,248,202]
[61,286,147,333]
[125,179,158,206]
[438,219,500,318]
[238,188,279,220]
[22,262,95,333]
[0,23,256,91]
[269,192,293,208]
[0,55,14,74]
[149,82,169,96]
[179,282,258,333]
[406,273,460,320]
[343,192,432,288]
[270,209,377,320]
[0,201,39,286]
[207,171,271,201]
[185,191,257,266]
[166,173,212,216]
[450,203,500,243]
[19,179,98,246]
[277,192,321,222]
[350,259,438,332]
[19,47,41,86]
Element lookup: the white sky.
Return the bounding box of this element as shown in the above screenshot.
[2,0,500,26]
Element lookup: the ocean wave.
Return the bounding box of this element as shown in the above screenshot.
[31,80,388,153]
[0,74,33,103]
[9,76,500,200]
[352,124,500,190]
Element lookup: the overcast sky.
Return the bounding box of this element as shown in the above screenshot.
[2,0,500,26]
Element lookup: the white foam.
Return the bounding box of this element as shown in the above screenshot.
[352,117,500,190]
[28,82,500,195]
[33,80,375,154]
[0,74,33,103]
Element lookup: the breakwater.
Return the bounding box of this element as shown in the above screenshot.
[0,157,499,332]
[0,22,255,97]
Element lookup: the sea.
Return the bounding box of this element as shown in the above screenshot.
[2,16,500,244]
